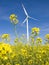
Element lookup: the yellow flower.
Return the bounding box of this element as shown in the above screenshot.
[3,56,8,60]
[28,59,33,65]
[1,50,6,55]
[36,37,42,43]
[9,14,17,20]
[21,49,27,57]
[41,50,46,54]
[6,62,11,65]
[45,34,49,40]
[1,34,10,41]
[2,43,12,53]
[9,14,18,25]
[45,61,49,65]
[0,46,2,51]
[15,64,20,65]
[11,53,16,58]
[32,27,40,34]
[0,43,12,58]
[39,58,42,61]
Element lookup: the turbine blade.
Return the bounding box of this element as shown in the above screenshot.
[22,18,27,23]
[29,16,39,21]
[22,4,28,16]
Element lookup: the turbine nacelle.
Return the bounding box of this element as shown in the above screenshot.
[22,16,38,24]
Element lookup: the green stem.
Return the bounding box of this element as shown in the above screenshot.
[13,24,18,37]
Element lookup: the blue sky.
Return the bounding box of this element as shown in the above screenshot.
[0,0,49,42]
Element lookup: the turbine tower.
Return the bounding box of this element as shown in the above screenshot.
[22,4,38,43]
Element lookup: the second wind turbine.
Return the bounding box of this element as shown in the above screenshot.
[22,4,38,43]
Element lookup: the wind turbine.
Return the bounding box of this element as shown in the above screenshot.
[22,4,38,43]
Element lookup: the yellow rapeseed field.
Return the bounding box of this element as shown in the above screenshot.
[0,14,49,65]
[0,42,49,65]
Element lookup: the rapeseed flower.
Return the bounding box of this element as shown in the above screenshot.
[1,34,9,39]
[36,37,42,44]
[9,14,18,25]
[45,34,49,40]
[21,49,28,57]
[15,64,20,65]
[9,14,17,20]
[28,59,33,65]
[6,62,11,65]
[32,27,40,34]
[1,34,10,43]
[0,36,49,65]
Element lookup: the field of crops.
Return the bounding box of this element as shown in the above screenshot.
[0,42,49,65]
[0,31,49,65]
[0,14,49,65]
